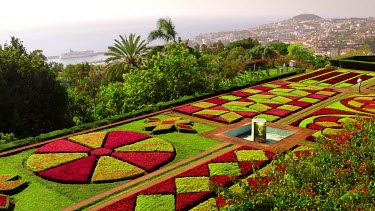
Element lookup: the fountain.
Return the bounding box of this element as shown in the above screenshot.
[225,119,294,145]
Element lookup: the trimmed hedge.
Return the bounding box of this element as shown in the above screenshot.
[339,60,375,71]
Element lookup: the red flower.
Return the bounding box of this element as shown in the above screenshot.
[364,187,369,193]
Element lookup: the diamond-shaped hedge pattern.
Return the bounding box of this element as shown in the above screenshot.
[235,150,269,161]
[175,177,211,193]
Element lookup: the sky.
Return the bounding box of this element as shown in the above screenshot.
[1,0,374,31]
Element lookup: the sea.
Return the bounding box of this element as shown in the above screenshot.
[0,16,285,66]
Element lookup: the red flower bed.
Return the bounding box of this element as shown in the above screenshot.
[176,124,192,130]
[91,148,112,156]
[270,81,289,85]
[252,85,272,91]
[238,161,264,175]
[210,175,233,187]
[307,94,328,100]
[345,74,373,85]
[311,72,341,81]
[324,72,359,84]
[178,165,210,177]
[176,192,211,211]
[99,195,137,211]
[111,152,175,172]
[29,131,175,184]
[314,116,342,122]
[99,146,275,210]
[174,105,203,115]
[265,109,291,117]
[309,108,355,117]
[237,98,254,102]
[139,178,176,195]
[104,131,151,149]
[231,91,252,97]
[306,135,316,142]
[215,195,228,209]
[210,151,239,163]
[162,120,176,124]
[294,151,312,159]
[192,113,215,120]
[0,194,9,209]
[38,156,96,183]
[36,139,91,153]
[210,105,229,111]
[307,123,326,131]
[288,68,334,82]
[235,111,258,118]
[247,177,272,190]
[303,89,318,94]
[205,97,230,105]
[288,101,312,108]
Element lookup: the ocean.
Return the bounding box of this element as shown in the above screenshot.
[0,16,284,65]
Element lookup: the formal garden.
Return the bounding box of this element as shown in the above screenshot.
[1,67,375,210]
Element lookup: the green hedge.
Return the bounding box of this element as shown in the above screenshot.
[0,68,304,154]
[339,60,375,71]
[330,56,375,70]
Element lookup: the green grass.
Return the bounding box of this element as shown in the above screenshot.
[0,114,221,210]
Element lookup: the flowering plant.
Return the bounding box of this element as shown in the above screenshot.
[222,117,375,210]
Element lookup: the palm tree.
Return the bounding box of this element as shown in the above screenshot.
[148,17,178,43]
[103,33,149,83]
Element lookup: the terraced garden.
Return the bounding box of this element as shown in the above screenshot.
[1,67,375,210]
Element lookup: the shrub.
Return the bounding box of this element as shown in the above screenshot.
[222,117,375,210]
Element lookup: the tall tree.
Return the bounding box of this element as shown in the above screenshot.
[104,33,149,83]
[148,17,178,43]
[0,37,70,138]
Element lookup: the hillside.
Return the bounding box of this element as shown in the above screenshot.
[193,14,375,56]
[289,13,323,21]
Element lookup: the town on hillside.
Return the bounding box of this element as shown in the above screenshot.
[193,14,375,57]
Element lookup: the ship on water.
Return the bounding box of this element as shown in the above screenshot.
[59,49,103,59]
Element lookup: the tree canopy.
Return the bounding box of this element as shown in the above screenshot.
[104,33,149,83]
[0,37,70,138]
[148,17,178,43]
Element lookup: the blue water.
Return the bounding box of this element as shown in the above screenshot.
[1,16,284,64]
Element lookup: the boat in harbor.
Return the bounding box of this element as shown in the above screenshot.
[59,49,103,59]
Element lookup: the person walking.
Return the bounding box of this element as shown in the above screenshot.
[357,77,363,93]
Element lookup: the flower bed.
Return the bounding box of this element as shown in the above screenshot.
[0,194,9,210]
[188,148,314,210]
[287,69,374,87]
[290,94,375,139]
[174,81,337,124]
[287,68,335,82]
[26,131,176,183]
[99,146,275,211]
[144,117,197,134]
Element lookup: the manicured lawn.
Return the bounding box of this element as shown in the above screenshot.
[0,114,221,210]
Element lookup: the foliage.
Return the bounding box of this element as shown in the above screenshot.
[98,43,209,114]
[268,42,290,55]
[0,37,70,138]
[0,133,16,145]
[222,118,375,210]
[148,17,178,43]
[226,37,260,50]
[287,42,315,65]
[104,33,149,83]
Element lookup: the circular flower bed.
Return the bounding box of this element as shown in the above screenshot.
[26,131,175,183]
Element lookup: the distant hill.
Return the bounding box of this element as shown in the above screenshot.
[289,14,323,21]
